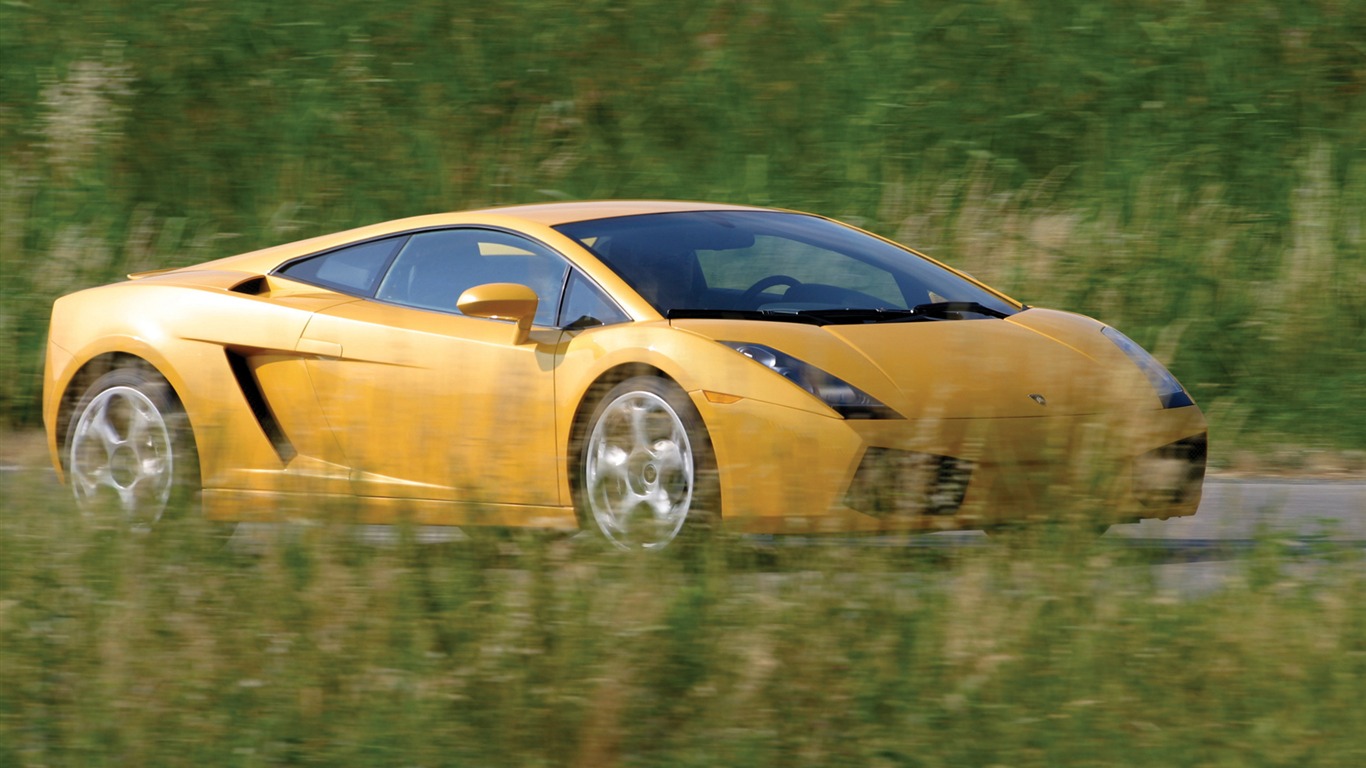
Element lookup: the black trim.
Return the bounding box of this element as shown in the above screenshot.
[670,308,826,325]
[1160,389,1195,409]
[229,276,269,295]
[670,305,1010,326]
[909,301,1014,319]
[833,404,904,420]
[225,350,296,464]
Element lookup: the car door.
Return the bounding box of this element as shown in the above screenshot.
[296,228,570,507]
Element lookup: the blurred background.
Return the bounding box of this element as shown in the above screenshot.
[4,4,1366,766]
[3,0,1365,457]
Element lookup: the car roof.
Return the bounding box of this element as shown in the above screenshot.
[149,200,785,279]
[461,199,776,225]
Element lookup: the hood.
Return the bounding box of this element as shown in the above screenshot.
[672,309,1161,418]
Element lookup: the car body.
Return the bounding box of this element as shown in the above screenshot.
[44,201,1207,547]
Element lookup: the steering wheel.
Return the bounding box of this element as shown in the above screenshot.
[740,274,802,306]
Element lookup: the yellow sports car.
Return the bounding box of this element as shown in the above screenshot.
[44,201,1206,548]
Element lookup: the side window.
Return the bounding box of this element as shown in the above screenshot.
[558,270,630,328]
[375,229,570,326]
[275,236,406,295]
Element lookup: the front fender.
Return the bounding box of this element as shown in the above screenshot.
[556,321,842,423]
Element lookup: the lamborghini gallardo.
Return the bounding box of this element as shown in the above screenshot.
[44,201,1207,548]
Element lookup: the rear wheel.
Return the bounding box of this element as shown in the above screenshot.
[66,365,199,529]
[576,376,718,551]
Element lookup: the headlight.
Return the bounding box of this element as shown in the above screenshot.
[1101,327,1194,409]
[719,341,902,419]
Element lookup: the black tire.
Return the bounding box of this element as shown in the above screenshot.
[64,364,200,529]
[573,376,719,550]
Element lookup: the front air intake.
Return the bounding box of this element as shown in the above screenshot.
[844,448,974,518]
[1133,433,1207,506]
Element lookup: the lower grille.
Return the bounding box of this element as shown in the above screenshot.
[844,448,974,518]
[1133,433,1207,506]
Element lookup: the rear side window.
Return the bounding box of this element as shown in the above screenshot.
[374,229,571,326]
[276,236,407,295]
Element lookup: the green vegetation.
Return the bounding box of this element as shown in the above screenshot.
[2,470,1364,766]
[1,0,1365,451]
[3,0,1365,450]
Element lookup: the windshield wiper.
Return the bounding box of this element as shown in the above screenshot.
[782,308,929,324]
[910,301,1014,319]
[793,305,1012,322]
[667,309,828,325]
[668,303,1014,325]
[668,308,934,325]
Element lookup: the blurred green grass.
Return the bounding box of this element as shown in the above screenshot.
[2,0,1364,453]
[3,471,1365,766]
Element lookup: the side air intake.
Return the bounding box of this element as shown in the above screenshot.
[225,350,297,464]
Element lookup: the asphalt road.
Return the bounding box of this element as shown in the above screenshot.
[1091,477,1366,596]
[1114,477,1366,540]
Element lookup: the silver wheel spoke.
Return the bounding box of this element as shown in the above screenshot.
[628,401,652,453]
[125,400,154,445]
[72,408,117,494]
[597,444,630,481]
[73,464,109,495]
[646,485,674,518]
[116,481,139,512]
[89,399,124,451]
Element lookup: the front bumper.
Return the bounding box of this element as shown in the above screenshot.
[694,393,1207,534]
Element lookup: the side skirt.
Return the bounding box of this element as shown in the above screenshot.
[201,488,580,530]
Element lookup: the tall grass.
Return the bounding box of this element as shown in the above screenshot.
[2,470,1364,766]
[2,0,1364,449]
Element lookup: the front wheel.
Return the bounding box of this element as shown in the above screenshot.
[575,376,718,551]
[65,365,199,529]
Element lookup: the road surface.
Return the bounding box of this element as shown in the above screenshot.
[1115,477,1366,540]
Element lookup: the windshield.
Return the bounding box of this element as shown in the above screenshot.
[554,211,1019,321]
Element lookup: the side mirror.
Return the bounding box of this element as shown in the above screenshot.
[457,283,539,343]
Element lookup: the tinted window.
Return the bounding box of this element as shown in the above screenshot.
[555,211,1017,317]
[375,229,570,326]
[558,270,629,328]
[276,236,406,295]
[696,235,904,306]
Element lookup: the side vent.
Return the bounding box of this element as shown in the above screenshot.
[229,276,269,295]
[225,350,297,464]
